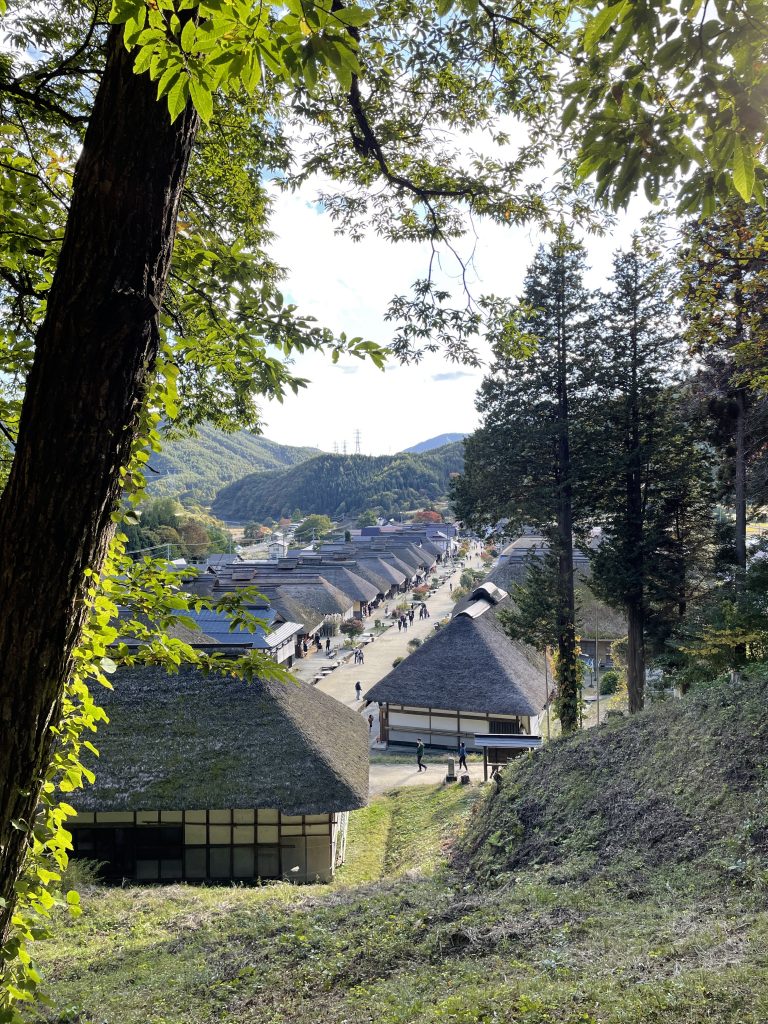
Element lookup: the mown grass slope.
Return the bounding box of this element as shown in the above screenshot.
[36,674,768,1024]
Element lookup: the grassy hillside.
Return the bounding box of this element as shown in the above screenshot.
[37,673,768,1024]
[212,443,464,521]
[147,425,319,504]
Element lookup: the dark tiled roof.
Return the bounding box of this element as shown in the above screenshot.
[72,665,369,815]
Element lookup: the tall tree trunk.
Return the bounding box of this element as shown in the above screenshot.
[626,599,645,713]
[734,385,748,573]
[0,29,198,941]
[554,253,578,734]
[625,291,645,713]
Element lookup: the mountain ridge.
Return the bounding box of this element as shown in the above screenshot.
[402,432,468,453]
[212,443,464,521]
[147,425,320,503]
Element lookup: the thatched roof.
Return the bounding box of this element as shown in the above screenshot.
[354,554,407,587]
[313,566,379,604]
[72,665,369,815]
[254,580,353,633]
[365,598,545,717]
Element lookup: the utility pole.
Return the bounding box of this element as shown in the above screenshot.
[354,428,361,454]
[543,648,551,740]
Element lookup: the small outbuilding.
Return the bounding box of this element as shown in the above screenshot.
[69,665,369,884]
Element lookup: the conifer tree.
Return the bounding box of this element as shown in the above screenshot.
[582,235,695,712]
[454,228,596,732]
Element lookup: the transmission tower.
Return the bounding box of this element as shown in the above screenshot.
[354,428,361,454]
[342,440,347,455]
[333,441,338,454]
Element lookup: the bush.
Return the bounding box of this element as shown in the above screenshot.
[413,585,429,598]
[340,618,364,636]
[392,656,404,667]
[599,670,620,695]
[408,638,422,651]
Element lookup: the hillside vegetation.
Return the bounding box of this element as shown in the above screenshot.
[147,425,319,503]
[38,672,768,1023]
[212,443,464,521]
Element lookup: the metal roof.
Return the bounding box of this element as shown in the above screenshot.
[473,734,543,749]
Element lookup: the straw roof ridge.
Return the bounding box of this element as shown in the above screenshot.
[72,664,369,815]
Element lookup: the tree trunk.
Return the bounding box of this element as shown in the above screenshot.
[554,253,578,735]
[625,294,645,713]
[734,385,747,574]
[626,599,645,714]
[0,28,198,941]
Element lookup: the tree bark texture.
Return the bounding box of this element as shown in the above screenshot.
[624,293,645,713]
[734,385,748,574]
[0,28,198,942]
[554,259,578,734]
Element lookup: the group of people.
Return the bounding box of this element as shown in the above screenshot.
[397,609,416,631]
[417,603,430,620]
[353,646,365,664]
[416,739,468,773]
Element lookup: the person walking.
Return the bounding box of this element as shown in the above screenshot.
[367,713,374,733]
[398,617,402,632]
[458,741,468,772]
[359,649,365,665]
[416,738,427,771]
[355,680,362,701]
[325,637,331,652]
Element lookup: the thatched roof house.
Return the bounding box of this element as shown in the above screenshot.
[69,665,368,884]
[365,585,546,749]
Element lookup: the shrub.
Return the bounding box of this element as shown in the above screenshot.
[340,618,364,636]
[408,638,422,651]
[599,669,620,696]
[413,585,429,598]
[392,656,404,667]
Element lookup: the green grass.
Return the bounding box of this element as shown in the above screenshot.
[33,672,768,1024]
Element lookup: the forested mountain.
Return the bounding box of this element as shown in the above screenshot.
[402,433,468,453]
[147,425,320,503]
[212,443,464,521]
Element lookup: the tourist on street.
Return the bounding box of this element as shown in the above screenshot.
[416,738,426,772]
[367,713,374,732]
[359,649,365,664]
[325,637,331,652]
[355,680,362,701]
[398,618,402,632]
[458,742,468,771]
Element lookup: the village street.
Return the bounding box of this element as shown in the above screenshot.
[291,546,489,793]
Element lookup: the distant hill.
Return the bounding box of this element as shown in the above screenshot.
[212,442,464,521]
[147,425,320,504]
[402,433,468,454]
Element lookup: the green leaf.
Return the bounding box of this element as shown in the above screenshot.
[167,76,190,122]
[189,78,214,123]
[583,1,629,51]
[733,140,755,201]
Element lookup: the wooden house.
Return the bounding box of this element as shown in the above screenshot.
[365,584,546,750]
[69,665,369,884]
